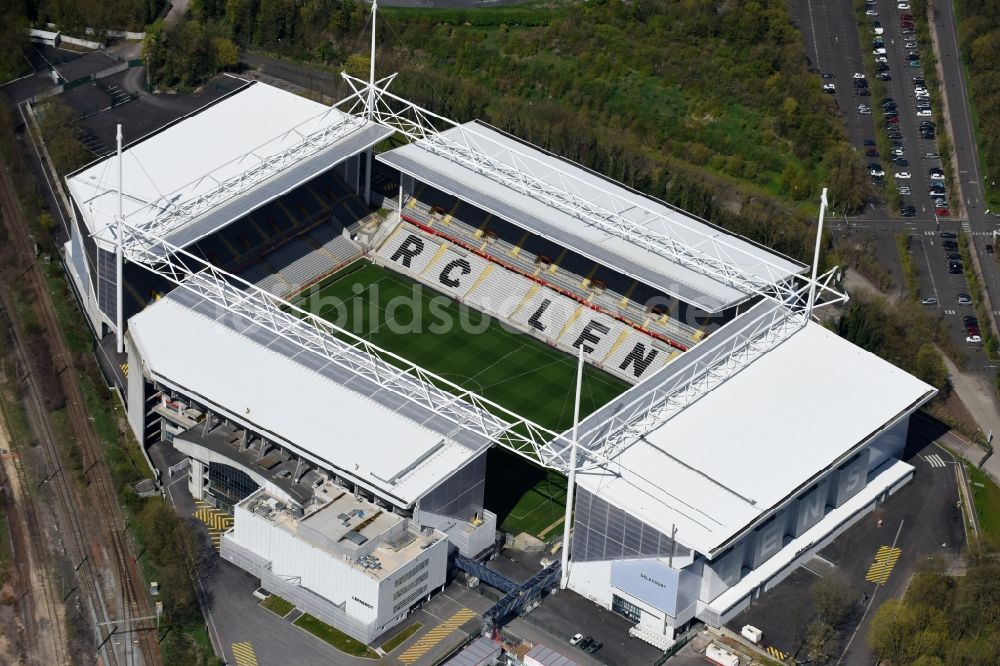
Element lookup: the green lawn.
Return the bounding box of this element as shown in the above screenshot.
[379,622,422,653]
[967,464,1000,547]
[260,594,294,617]
[294,261,630,536]
[293,613,379,659]
[294,261,629,433]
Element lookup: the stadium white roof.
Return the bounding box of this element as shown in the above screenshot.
[377,121,804,312]
[128,289,495,506]
[574,321,935,557]
[67,82,392,255]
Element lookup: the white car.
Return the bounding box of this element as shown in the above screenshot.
[823,83,836,93]
[570,634,584,646]
[917,109,933,116]
[898,2,910,9]
[898,186,911,194]
[870,168,885,177]
[895,172,912,179]
[866,8,878,15]
[853,72,867,79]
[858,104,872,114]
[905,41,918,49]
[921,297,937,305]
[930,172,945,180]
[968,335,982,343]
[875,55,888,63]
[873,47,887,55]
[873,26,884,35]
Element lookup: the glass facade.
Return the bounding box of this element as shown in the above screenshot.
[96,248,117,320]
[573,487,690,562]
[208,462,259,511]
[612,594,642,623]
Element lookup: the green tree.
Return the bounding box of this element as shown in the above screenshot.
[212,36,239,70]
[869,600,917,665]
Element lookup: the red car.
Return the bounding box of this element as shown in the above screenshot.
[936,207,951,217]
[887,116,900,123]
[901,22,915,29]
[901,13,913,19]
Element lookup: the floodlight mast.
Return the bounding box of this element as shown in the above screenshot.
[115,124,124,354]
[560,343,585,589]
[805,188,828,320]
[363,0,377,204]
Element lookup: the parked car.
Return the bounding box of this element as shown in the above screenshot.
[921,297,938,305]
[858,104,872,114]
[823,83,836,93]
[988,244,995,254]
[957,294,973,305]
[577,637,594,650]
[967,334,982,344]
[586,641,603,654]
[570,634,584,646]
[895,172,912,179]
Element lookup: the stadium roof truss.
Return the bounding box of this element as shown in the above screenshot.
[106,78,850,479]
[119,107,370,254]
[119,221,602,472]
[341,74,847,314]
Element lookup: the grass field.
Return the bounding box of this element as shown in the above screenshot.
[295,261,629,536]
[967,464,1000,548]
[295,261,629,433]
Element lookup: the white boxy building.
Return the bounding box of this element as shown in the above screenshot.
[222,489,448,643]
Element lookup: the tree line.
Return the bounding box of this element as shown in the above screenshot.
[954,0,1000,208]
[868,552,1000,664]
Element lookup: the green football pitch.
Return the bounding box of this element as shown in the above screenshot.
[293,261,629,537]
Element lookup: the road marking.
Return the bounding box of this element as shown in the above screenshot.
[194,500,234,552]
[397,608,477,664]
[232,642,258,666]
[766,646,787,660]
[944,309,956,315]
[924,453,946,468]
[865,545,902,584]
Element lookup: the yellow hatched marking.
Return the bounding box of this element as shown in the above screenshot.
[231,642,258,666]
[421,242,451,275]
[865,546,902,584]
[398,609,477,664]
[766,646,786,660]
[406,196,418,210]
[465,264,495,299]
[120,362,129,377]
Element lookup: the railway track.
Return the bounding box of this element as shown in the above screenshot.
[0,401,68,664]
[0,156,160,666]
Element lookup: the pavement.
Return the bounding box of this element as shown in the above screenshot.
[724,420,966,666]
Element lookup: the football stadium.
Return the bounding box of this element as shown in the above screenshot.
[61,45,937,649]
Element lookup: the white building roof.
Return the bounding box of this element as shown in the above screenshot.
[378,121,804,312]
[575,321,935,557]
[66,82,391,253]
[128,289,494,506]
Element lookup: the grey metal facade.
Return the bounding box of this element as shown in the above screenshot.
[573,487,690,562]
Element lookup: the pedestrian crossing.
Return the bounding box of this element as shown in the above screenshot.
[922,229,994,236]
[944,309,957,315]
[397,608,477,664]
[766,646,787,660]
[194,500,234,552]
[924,453,947,468]
[231,642,258,666]
[865,545,902,585]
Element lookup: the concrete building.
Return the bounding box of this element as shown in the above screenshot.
[223,488,449,643]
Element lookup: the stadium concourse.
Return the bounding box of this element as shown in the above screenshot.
[61,77,937,651]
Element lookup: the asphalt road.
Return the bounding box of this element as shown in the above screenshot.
[725,419,966,665]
